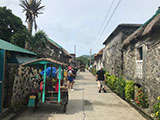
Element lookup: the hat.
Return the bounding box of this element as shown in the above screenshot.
[68,66,72,70]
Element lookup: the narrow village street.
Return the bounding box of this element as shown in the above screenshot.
[14,70,146,120]
[1,1,160,120]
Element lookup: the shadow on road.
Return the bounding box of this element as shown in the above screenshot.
[25,99,94,115]
[67,99,94,114]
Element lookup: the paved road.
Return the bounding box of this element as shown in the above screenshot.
[15,70,146,120]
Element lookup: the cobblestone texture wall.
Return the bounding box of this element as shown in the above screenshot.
[103,32,123,77]
[123,31,160,110]
[4,64,39,111]
[123,47,136,81]
[103,25,139,77]
[33,40,70,64]
[94,57,103,71]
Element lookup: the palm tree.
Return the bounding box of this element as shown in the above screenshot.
[20,0,45,34]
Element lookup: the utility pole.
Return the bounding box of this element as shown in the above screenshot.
[74,45,76,62]
[74,45,76,56]
[90,48,92,67]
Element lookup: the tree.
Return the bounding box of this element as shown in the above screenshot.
[76,56,89,66]
[19,0,45,34]
[0,7,27,42]
[31,30,47,50]
[10,29,31,48]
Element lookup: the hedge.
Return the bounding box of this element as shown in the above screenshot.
[106,73,133,101]
[125,81,134,101]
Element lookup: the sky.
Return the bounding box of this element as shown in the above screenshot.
[0,0,160,56]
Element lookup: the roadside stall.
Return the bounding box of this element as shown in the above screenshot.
[22,58,68,113]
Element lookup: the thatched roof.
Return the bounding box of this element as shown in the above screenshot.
[122,9,160,48]
[94,48,104,59]
[103,24,141,45]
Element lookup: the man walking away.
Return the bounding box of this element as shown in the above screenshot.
[96,67,107,93]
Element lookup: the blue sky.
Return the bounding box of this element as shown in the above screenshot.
[0,0,160,56]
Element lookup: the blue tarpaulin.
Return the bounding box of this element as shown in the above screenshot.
[40,67,57,77]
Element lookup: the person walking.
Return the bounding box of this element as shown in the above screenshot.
[67,66,74,91]
[96,67,107,93]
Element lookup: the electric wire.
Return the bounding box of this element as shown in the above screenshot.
[98,0,122,41]
[97,0,115,36]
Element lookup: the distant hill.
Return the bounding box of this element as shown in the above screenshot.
[76,54,95,65]
[81,54,95,59]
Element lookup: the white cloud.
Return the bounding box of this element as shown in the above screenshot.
[0,0,160,56]
[0,0,19,5]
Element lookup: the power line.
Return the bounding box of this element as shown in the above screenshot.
[97,0,115,36]
[98,0,122,41]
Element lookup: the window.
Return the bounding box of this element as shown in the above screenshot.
[137,47,143,60]
[135,46,143,79]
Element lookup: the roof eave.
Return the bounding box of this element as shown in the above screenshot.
[103,24,141,45]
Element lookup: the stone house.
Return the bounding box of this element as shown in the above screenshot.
[122,8,160,109]
[0,37,71,113]
[94,48,104,71]
[102,24,140,76]
[34,38,72,64]
[69,54,77,67]
[0,39,37,112]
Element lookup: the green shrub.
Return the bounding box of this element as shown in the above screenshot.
[115,76,126,99]
[107,75,118,91]
[125,81,134,101]
[90,68,97,76]
[105,72,111,83]
[153,97,160,120]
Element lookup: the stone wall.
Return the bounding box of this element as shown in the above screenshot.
[123,31,160,109]
[103,25,140,77]
[145,41,160,108]
[103,32,123,76]
[4,64,39,111]
[94,56,103,71]
[33,40,70,64]
[123,47,136,81]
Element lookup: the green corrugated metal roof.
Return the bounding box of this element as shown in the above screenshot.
[0,39,36,55]
[47,38,63,49]
[139,9,160,29]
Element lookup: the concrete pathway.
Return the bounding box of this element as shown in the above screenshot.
[15,70,146,120]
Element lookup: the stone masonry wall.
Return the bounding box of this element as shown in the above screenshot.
[103,32,123,77]
[123,47,136,81]
[103,25,140,77]
[95,56,103,71]
[123,31,160,110]
[34,40,70,64]
[4,64,39,111]
[144,34,160,109]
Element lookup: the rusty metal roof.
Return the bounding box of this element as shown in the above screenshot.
[22,58,68,67]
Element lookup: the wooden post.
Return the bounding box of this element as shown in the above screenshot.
[58,66,61,103]
[42,64,47,103]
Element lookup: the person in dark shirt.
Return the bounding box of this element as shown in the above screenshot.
[96,67,107,93]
